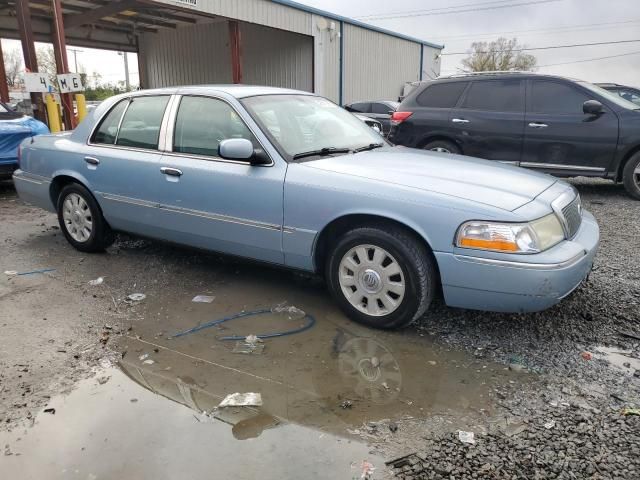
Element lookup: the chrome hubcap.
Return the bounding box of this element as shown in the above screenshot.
[338,244,405,317]
[430,147,451,153]
[634,164,640,187]
[62,193,93,243]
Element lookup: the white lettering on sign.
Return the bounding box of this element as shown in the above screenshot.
[24,73,53,93]
[174,0,197,6]
[57,73,84,93]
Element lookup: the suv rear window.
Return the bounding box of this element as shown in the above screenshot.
[416,82,468,108]
[461,79,524,112]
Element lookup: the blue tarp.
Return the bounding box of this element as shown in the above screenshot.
[0,116,49,165]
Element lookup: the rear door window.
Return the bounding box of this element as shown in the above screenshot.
[416,82,468,108]
[116,96,170,149]
[529,81,589,114]
[461,79,524,112]
[91,100,128,145]
[173,96,257,158]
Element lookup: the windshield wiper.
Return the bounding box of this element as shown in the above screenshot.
[353,143,384,153]
[292,147,351,160]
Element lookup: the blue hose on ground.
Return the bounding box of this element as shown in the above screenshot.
[170,308,316,340]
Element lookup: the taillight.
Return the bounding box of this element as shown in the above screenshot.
[391,111,413,125]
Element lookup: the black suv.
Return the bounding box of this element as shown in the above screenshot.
[388,73,640,199]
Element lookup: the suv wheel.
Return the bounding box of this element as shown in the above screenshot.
[423,140,461,155]
[622,152,640,200]
[57,183,115,252]
[326,226,436,329]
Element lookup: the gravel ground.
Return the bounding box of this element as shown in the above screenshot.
[387,178,640,479]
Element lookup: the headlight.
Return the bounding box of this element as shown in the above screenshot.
[456,214,565,254]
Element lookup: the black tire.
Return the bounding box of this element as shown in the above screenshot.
[622,152,640,200]
[326,226,437,329]
[423,140,461,155]
[57,183,114,252]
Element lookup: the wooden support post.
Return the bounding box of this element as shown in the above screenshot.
[16,0,45,121]
[51,0,76,130]
[0,40,10,103]
[228,21,242,84]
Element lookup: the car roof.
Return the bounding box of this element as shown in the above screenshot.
[433,72,584,83]
[127,85,315,99]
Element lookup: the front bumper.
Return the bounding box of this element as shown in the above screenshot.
[435,210,599,313]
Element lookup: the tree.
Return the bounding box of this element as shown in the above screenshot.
[461,37,536,72]
[4,47,23,87]
[36,45,58,85]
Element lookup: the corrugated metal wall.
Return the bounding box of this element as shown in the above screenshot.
[241,23,313,91]
[343,24,421,104]
[153,0,312,36]
[139,22,232,88]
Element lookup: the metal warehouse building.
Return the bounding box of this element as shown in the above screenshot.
[1,0,443,108]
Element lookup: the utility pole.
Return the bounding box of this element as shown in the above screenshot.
[67,47,82,72]
[118,51,130,91]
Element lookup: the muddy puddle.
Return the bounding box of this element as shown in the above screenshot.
[1,263,531,478]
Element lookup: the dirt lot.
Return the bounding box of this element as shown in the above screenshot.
[0,178,638,479]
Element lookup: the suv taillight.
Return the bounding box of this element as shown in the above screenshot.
[391,111,413,125]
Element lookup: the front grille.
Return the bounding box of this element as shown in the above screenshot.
[561,194,582,239]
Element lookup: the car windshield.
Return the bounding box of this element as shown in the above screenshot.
[579,82,640,110]
[0,103,9,113]
[242,94,384,160]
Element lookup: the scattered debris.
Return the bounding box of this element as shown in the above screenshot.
[427,360,437,366]
[622,408,640,416]
[139,354,149,361]
[96,376,110,385]
[358,460,376,479]
[618,330,640,342]
[232,341,265,355]
[4,270,17,276]
[544,420,556,429]
[458,430,475,444]
[88,277,104,286]
[271,302,306,319]
[4,444,13,456]
[340,400,353,409]
[219,392,263,408]
[142,359,155,365]
[130,399,138,403]
[389,421,399,433]
[43,408,56,415]
[192,295,215,303]
[126,293,146,302]
[581,351,592,360]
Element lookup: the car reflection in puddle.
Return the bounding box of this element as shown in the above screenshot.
[117,301,518,443]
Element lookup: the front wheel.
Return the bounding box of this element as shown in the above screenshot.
[326,226,437,329]
[622,152,640,200]
[57,183,114,252]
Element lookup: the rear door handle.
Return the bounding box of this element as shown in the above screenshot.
[528,122,548,128]
[451,118,470,123]
[84,156,100,165]
[160,167,183,177]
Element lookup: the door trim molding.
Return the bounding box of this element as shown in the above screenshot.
[520,162,605,172]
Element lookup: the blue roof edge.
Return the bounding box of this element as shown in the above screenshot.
[270,0,444,50]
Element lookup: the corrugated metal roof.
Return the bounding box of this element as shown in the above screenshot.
[270,0,444,50]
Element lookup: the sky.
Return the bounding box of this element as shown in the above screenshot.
[1,0,638,88]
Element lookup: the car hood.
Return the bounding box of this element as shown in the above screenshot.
[303,147,556,211]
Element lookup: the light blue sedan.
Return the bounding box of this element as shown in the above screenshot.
[13,86,599,329]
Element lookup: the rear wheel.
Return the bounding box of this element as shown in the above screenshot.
[57,183,114,252]
[423,140,461,155]
[326,226,436,329]
[622,152,640,200]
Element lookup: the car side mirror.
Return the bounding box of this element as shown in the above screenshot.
[583,100,603,115]
[218,138,270,165]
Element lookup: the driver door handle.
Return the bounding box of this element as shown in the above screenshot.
[84,156,100,165]
[528,122,548,128]
[160,167,183,177]
[451,118,470,123]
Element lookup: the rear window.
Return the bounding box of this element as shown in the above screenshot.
[92,100,128,145]
[116,96,170,150]
[346,102,370,113]
[461,79,524,112]
[416,82,468,108]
